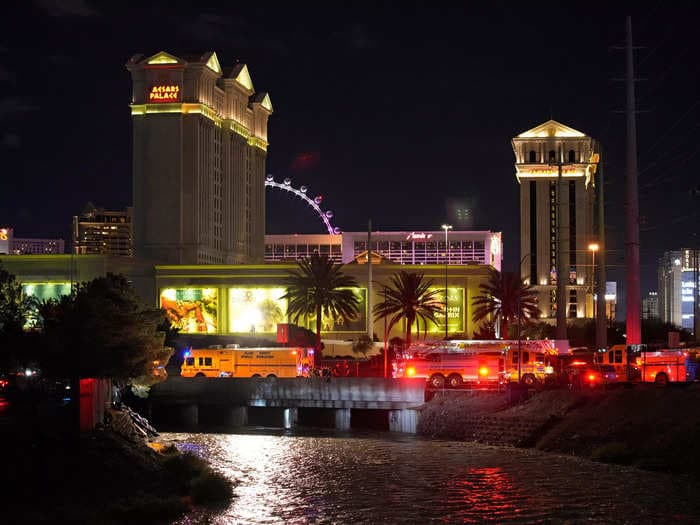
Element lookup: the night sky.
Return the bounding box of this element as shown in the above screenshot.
[2,2,699,314]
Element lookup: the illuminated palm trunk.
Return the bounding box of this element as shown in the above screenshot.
[316,303,323,357]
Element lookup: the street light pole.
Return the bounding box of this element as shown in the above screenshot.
[589,243,599,320]
[441,224,452,340]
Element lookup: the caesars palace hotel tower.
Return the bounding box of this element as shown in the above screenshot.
[127,51,272,265]
[512,120,599,320]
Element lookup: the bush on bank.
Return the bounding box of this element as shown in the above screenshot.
[3,428,234,524]
[418,385,700,478]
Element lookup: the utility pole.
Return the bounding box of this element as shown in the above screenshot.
[625,15,642,344]
[596,143,607,350]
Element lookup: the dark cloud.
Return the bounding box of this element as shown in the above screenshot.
[34,0,98,17]
[349,24,374,49]
[1,133,21,149]
[0,97,38,117]
[0,66,16,84]
[178,12,289,56]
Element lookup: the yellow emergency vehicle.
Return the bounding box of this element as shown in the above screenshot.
[180,346,313,378]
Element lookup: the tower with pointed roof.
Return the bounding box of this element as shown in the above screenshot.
[126,51,273,264]
[512,120,599,321]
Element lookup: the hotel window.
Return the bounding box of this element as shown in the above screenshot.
[568,149,576,163]
[548,150,556,162]
[528,150,537,162]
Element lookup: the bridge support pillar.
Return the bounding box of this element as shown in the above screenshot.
[335,408,351,430]
[284,408,298,429]
[388,409,418,434]
[227,406,248,427]
[181,404,198,427]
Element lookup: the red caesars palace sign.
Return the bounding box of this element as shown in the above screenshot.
[149,85,181,103]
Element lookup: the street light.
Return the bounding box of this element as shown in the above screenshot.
[441,224,453,339]
[589,243,599,319]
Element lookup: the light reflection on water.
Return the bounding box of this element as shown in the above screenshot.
[164,429,700,524]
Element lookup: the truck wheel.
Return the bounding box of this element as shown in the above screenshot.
[429,374,446,389]
[195,373,205,378]
[252,374,261,378]
[521,374,536,387]
[266,374,277,378]
[654,373,668,386]
[447,374,463,388]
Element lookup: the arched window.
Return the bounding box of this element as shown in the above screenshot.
[568,149,576,163]
[548,150,556,162]
[529,150,537,162]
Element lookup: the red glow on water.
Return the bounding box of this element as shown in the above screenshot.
[444,466,521,521]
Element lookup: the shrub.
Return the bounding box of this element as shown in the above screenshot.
[162,452,208,491]
[190,469,234,505]
[590,441,635,465]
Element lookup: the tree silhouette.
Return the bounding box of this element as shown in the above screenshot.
[472,268,540,339]
[281,254,360,355]
[373,271,443,349]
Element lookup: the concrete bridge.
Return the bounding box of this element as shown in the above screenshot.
[148,377,427,433]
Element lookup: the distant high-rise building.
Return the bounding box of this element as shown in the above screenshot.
[127,51,272,265]
[658,249,699,330]
[0,227,65,255]
[73,208,133,256]
[512,120,599,321]
[604,281,618,322]
[642,291,659,319]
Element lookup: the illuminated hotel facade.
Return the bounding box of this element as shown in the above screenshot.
[658,249,699,332]
[0,227,65,255]
[0,254,496,344]
[264,230,502,270]
[512,120,599,320]
[72,208,133,256]
[127,51,272,265]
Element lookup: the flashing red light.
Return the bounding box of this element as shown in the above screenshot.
[291,350,297,355]
[479,367,489,376]
[406,366,416,377]
[588,374,596,381]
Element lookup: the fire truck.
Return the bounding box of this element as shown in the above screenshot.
[599,344,698,385]
[394,339,559,388]
[395,350,503,389]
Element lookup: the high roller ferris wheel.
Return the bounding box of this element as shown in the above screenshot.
[265,174,341,235]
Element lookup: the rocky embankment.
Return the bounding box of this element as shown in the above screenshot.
[2,402,233,525]
[418,385,700,477]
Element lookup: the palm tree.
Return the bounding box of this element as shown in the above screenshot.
[373,271,443,349]
[472,268,540,339]
[281,254,360,354]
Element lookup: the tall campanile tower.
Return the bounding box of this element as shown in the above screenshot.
[127,51,272,265]
[512,120,599,322]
